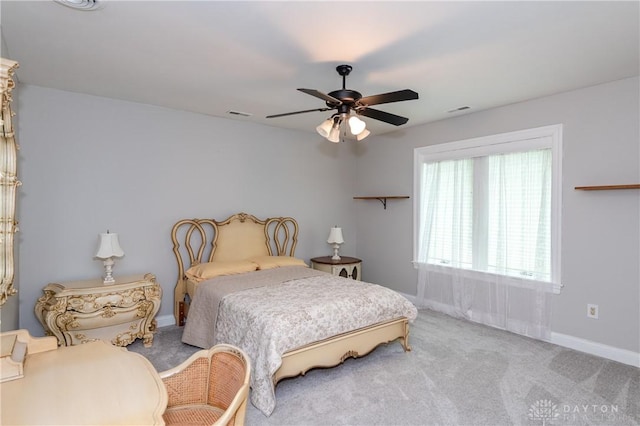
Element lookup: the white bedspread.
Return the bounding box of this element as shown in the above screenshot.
[182,266,418,416]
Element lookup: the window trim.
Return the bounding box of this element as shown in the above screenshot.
[413,124,563,294]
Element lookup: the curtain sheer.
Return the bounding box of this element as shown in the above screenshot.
[416,149,553,340]
[417,264,553,339]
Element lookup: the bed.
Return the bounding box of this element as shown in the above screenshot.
[171,212,418,416]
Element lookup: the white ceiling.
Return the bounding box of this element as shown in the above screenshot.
[1,1,638,137]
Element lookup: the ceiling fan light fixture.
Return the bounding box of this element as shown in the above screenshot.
[348,115,366,136]
[316,118,334,138]
[356,129,371,141]
[267,65,418,139]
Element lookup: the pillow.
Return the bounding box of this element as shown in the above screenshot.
[185,260,258,283]
[250,256,308,270]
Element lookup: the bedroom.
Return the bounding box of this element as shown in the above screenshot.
[0,0,638,423]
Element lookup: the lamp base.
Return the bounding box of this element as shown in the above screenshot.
[331,244,341,261]
[102,257,116,285]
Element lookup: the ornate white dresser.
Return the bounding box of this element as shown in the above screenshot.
[35,273,161,347]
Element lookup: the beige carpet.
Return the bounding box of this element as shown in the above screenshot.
[129,309,639,425]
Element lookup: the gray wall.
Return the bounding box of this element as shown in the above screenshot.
[355,76,640,353]
[16,84,358,335]
[12,77,640,356]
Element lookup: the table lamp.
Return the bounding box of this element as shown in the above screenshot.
[95,231,124,284]
[327,226,344,260]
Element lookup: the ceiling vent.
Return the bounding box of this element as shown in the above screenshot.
[227,111,252,117]
[447,106,471,113]
[53,0,105,11]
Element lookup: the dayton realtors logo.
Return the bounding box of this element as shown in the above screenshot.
[528,399,560,425]
[528,399,628,425]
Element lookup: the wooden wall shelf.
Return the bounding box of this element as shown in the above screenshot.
[353,196,410,209]
[574,184,640,191]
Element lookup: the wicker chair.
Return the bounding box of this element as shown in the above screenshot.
[159,344,251,426]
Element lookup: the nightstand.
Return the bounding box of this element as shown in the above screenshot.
[35,273,162,348]
[310,256,362,281]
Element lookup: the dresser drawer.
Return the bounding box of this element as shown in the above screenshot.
[62,319,149,346]
[62,300,156,330]
[65,286,149,314]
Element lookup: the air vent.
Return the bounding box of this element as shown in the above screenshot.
[227,111,253,117]
[53,0,105,11]
[447,106,471,113]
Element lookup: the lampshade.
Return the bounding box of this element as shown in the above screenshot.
[327,127,340,143]
[356,128,371,141]
[327,119,341,143]
[348,116,366,136]
[95,232,125,259]
[316,118,334,138]
[327,227,344,244]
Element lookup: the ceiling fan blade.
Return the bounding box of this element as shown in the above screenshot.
[266,107,333,119]
[298,88,342,105]
[358,107,409,126]
[358,89,419,107]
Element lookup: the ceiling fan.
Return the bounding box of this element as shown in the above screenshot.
[266,65,419,142]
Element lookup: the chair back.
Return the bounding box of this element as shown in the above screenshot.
[160,344,251,426]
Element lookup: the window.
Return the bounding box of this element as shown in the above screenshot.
[414,125,562,293]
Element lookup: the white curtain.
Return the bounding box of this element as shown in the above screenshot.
[416,149,553,340]
[417,265,553,339]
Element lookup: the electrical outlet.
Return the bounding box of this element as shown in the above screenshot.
[587,304,599,319]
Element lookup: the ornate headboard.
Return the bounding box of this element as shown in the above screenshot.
[171,212,299,324]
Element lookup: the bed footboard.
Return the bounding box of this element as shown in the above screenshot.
[273,317,411,384]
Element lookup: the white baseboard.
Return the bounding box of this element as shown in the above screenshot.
[550,332,640,368]
[401,292,639,368]
[156,314,176,328]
